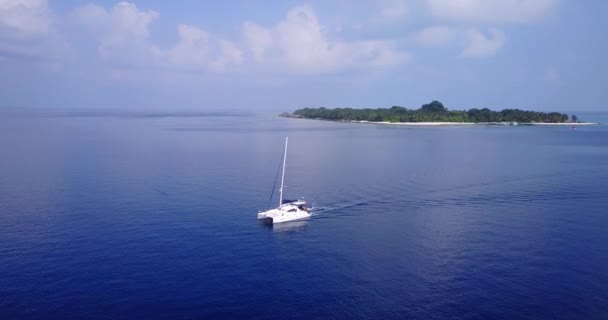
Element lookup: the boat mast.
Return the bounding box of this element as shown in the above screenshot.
[279,137,288,207]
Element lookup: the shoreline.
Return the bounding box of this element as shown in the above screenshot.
[527,122,599,126]
[356,120,599,126]
[282,116,599,126]
[362,121,476,126]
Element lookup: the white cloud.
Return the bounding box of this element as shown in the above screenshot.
[0,0,67,62]
[6,0,425,77]
[75,2,157,39]
[74,2,243,73]
[75,3,407,74]
[215,40,243,70]
[168,24,210,68]
[426,0,558,24]
[461,28,504,57]
[74,2,162,66]
[379,0,409,21]
[73,3,409,75]
[0,0,52,36]
[241,6,410,73]
[414,26,454,47]
[413,25,506,57]
[169,24,243,72]
[242,21,272,62]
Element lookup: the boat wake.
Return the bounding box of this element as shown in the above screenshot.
[310,201,368,215]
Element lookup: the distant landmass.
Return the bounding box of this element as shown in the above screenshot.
[284,101,580,124]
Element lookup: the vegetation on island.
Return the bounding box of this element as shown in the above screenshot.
[292,101,575,123]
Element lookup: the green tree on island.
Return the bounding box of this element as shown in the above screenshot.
[292,101,571,124]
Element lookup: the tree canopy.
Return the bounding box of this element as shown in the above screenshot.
[292,101,570,123]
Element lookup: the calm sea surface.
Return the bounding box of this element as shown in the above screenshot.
[1,114,607,319]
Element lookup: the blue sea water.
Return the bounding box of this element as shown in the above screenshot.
[1,114,607,319]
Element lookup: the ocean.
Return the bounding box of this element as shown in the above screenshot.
[1,113,607,319]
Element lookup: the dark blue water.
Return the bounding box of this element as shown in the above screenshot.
[1,114,607,319]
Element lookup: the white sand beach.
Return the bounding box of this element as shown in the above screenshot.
[349,120,600,126]
[373,121,476,126]
[529,122,599,126]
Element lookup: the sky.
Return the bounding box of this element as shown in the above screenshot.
[1,0,607,113]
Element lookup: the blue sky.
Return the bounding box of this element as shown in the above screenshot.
[1,0,607,112]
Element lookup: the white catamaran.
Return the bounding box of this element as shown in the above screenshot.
[257,137,311,224]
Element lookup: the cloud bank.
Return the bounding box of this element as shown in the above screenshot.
[0,0,67,62]
[0,0,560,75]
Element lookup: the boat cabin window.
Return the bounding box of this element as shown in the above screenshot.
[287,208,297,212]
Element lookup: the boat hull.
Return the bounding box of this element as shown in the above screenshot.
[258,207,311,224]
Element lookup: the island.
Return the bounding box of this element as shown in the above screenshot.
[282,101,597,126]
